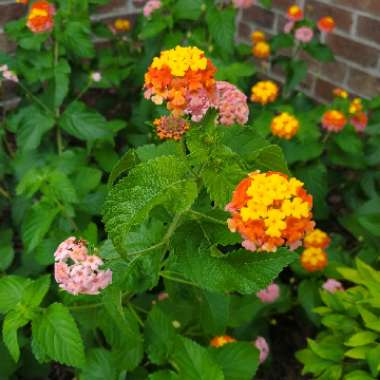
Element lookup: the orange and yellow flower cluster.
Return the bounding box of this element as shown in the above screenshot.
[251,30,271,59]
[26,0,55,33]
[226,171,314,252]
[301,228,330,272]
[251,81,279,106]
[113,18,131,32]
[144,46,216,117]
[271,112,299,140]
[321,109,347,132]
[210,335,236,348]
[153,115,189,141]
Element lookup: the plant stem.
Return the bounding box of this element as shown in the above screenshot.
[188,209,226,225]
[56,127,63,155]
[127,303,144,327]
[160,271,199,288]
[0,185,10,199]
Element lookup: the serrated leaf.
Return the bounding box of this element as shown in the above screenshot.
[103,156,198,254]
[254,144,289,174]
[145,305,177,364]
[172,337,224,380]
[210,342,259,380]
[63,21,95,58]
[80,348,117,380]
[2,309,30,362]
[21,200,59,253]
[0,276,31,314]
[32,303,85,368]
[21,275,50,308]
[173,0,202,20]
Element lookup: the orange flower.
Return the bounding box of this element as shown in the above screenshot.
[287,5,303,21]
[304,228,330,249]
[226,171,314,252]
[26,0,55,33]
[318,16,336,33]
[253,41,271,59]
[321,110,346,132]
[351,111,368,132]
[301,247,328,272]
[333,88,348,99]
[153,115,189,141]
[16,0,29,4]
[271,112,299,140]
[210,336,237,348]
[251,81,279,105]
[251,30,266,44]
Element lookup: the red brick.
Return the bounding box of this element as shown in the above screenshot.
[334,0,380,14]
[95,0,126,13]
[321,60,348,83]
[347,68,380,98]
[242,5,275,29]
[270,0,294,11]
[306,0,353,33]
[238,22,251,41]
[326,34,379,68]
[314,78,336,102]
[0,4,25,26]
[357,16,380,46]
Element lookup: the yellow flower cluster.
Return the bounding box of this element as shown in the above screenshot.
[251,81,279,105]
[240,173,308,238]
[301,247,328,272]
[349,98,363,115]
[151,46,208,77]
[304,228,330,249]
[333,88,348,99]
[114,18,131,32]
[271,112,299,139]
[251,30,270,59]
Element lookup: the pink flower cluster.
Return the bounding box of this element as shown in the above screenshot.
[322,279,344,293]
[184,81,249,126]
[232,0,255,9]
[0,65,18,83]
[256,283,280,303]
[295,27,314,43]
[54,237,112,295]
[254,336,270,363]
[143,0,161,17]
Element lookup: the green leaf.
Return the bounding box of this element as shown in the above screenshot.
[47,170,78,204]
[0,276,31,314]
[210,342,259,380]
[216,63,256,84]
[367,346,380,378]
[171,225,296,294]
[108,149,139,187]
[308,338,345,362]
[270,33,294,53]
[103,156,197,254]
[172,337,224,380]
[9,106,55,152]
[80,348,117,380]
[345,331,378,347]
[297,279,321,325]
[304,43,334,62]
[296,348,333,377]
[149,371,179,380]
[60,101,112,141]
[32,303,85,368]
[0,230,14,271]
[284,60,308,95]
[63,21,95,58]
[2,309,30,362]
[73,167,102,196]
[21,200,59,253]
[173,0,202,20]
[54,59,71,108]
[345,370,377,380]
[145,305,177,364]
[206,7,236,59]
[139,19,168,39]
[21,275,50,308]
[254,144,289,174]
[345,346,371,360]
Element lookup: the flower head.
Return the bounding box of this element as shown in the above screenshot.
[349,98,363,115]
[304,228,330,249]
[321,110,346,132]
[113,18,131,32]
[144,46,216,118]
[251,81,279,105]
[333,88,348,99]
[287,5,303,21]
[254,337,270,363]
[318,16,336,33]
[91,72,102,82]
[153,115,190,141]
[253,41,271,59]
[54,237,112,295]
[295,27,314,43]
[226,171,314,252]
[271,112,299,139]
[2,69,19,83]
[214,81,249,125]
[351,111,368,132]
[210,335,237,348]
[143,0,161,17]
[284,21,295,33]
[322,279,344,293]
[16,0,29,4]
[27,0,55,33]
[232,0,255,8]
[256,283,280,303]
[251,31,266,44]
[301,247,328,272]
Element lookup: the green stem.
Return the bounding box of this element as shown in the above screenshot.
[127,303,144,327]
[160,271,199,288]
[56,127,63,155]
[188,209,226,225]
[17,82,54,117]
[0,185,10,199]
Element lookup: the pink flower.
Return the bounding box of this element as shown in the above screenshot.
[158,292,169,301]
[214,81,249,126]
[322,279,344,293]
[295,27,314,43]
[350,112,368,132]
[3,70,19,83]
[256,283,280,303]
[184,89,213,122]
[0,64,9,72]
[143,0,161,17]
[91,72,102,82]
[232,0,255,9]
[255,336,270,363]
[53,237,112,296]
[283,21,295,33]
[242,239,257,252]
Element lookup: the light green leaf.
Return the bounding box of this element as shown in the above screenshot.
[173,337,224,380]
[32,303,85,368]
[73,167,102,196]
[0,276,31,314]
[103,156,197,254]
[254,144,289,174]
[345,331,378,347]
[54,59,71,108]
[63,21,95,58]
[344,370,377,380]
[21,275,50,308]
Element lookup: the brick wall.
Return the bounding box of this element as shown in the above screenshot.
[238,0,380,101]
[0,0,379,103]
